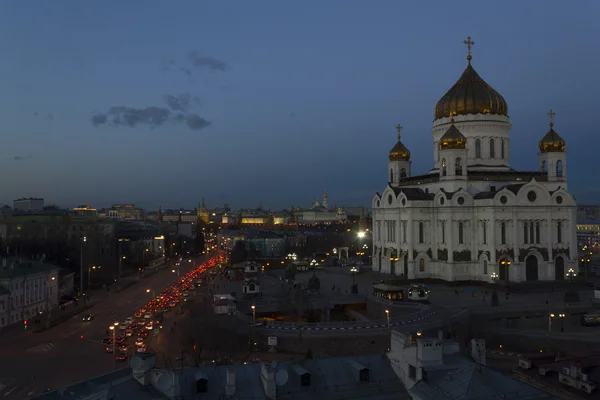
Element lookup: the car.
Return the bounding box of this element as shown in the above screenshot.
[119,345,129,352]
[119,323,128,330]
[102,338,112,344]
[144,313,152,319]
[105,346,114,353]
[125,317,134,325]
[82,314,94,322]
[125,329,133,337]
[137,346,147,353]
[115,352,127,362]
[146,323,153,331]
[135,338,145,347]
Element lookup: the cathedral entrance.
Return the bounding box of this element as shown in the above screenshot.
[525,255,539,281]
[390,250,397,275]
[554,256,565,280]
[498,258,511,282]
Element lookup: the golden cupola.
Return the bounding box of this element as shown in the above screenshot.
[434,37,508,120]
[439,119,467,150]
[538,110,566,153]
[389,124,410,161]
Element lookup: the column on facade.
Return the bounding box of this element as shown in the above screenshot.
[470,219,477,278]
[489,211,496,271]
[407,212,414,279]
[545,209,553,280]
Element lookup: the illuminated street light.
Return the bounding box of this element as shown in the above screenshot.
[385,309,390,329]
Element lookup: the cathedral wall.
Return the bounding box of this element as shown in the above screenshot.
[372,183,577,283]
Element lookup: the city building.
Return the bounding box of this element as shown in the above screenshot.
[387,331,559,399]
[372,38,577,283]
[72,205,98,216]
[197,198,209,224]
[0,258,60,328]
[218,229,286,258]
[242,260,260,295]
[36,352,410,399]
[294,192,348,225]
[100,204,143,220]
[13,197,44,211]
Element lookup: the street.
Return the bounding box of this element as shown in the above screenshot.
[0,254,210,400]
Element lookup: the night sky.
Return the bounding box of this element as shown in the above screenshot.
[1,1,598,210]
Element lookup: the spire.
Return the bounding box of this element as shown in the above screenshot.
[548,109,555,128]
[464,36,475,64]
[396,124,402,140]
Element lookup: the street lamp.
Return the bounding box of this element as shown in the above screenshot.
[559,313,565,332]
[357,231,366,239]
[146,288,156,299]
[88,265,99,288]
[80,236,87,298]
[251,305,256,325]
[548,313,555,333]
[490,272,499,307]
[566,267,576,282]
[385,309,390,329]
[564,268,580,303]
[109,321,119,370]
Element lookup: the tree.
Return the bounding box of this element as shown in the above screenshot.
[230,240,247,264]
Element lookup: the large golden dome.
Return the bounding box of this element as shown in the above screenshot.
[439,121,467,150]
[389,124,410,161]
[434,37,508,120]
[539,111,566,153]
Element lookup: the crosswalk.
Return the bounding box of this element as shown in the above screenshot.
[25,343,55,354]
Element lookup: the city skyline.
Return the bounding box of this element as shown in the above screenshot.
[1,1,599,209]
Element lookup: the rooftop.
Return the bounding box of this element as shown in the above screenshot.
[0,258,59,279]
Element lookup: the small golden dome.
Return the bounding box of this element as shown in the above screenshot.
[389,124,410,161]
[434,37,508,120]
[439,122,467,150]
[539,110,566,152]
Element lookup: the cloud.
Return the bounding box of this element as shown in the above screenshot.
[186,114,211,131]
[32,112,54,121]
[186,52,229,72]
[92,102,211,132]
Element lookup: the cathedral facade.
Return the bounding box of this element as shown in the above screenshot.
[371,38,577,283]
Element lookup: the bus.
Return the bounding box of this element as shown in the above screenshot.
[581,313,600,327]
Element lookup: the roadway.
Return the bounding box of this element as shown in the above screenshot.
[0,254,212,400]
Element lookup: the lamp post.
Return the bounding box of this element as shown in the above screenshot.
[146,288,156,299]
[548,313,555,333]
[251,305,256,349]
[109,321,119,370]
[88,265,99,288]
[251,305,256,325]
[564,267,579,303]
[80,236,87,298]
[559,313,565,332]
[490,272,499,307]
[385,309,390,329]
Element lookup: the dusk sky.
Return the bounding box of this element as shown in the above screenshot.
[1,1,598,210]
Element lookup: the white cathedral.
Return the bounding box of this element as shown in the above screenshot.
[371,37,578,283]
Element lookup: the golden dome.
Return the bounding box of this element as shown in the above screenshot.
[539,110,566,153]
[439,121,467,150]
[389,124,410,161]
[434,37,507,120]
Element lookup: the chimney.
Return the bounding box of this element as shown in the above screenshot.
[225,368,236,396]
[470,338,487,366]
[260,364,276,400]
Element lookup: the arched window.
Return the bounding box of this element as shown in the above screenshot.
[458,222,464,244]
[501,139,505,159]
[501,222,506,244]
[441,159,447,176]
[400,168,407,179]
[557,221,562,243]
[419,258,425,272]
[418,222,424,243]
[556,160,563,177]
[475,138,481,158]
[455,157,463,175]
[483,260,488,275]
[489,139,495,158]
[390,169,394,183]
[542,160,547,172]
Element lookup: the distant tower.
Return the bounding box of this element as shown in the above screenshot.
[538,109,567,184]
[322,191,329,209]
[288,206,298,228]
[388,124,411,186]
[198,198,209,224]
[156,206,163,223]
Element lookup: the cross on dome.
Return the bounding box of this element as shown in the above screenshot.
[396,124,403,139]
[464,36,475,62]
[548,109,555,127]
